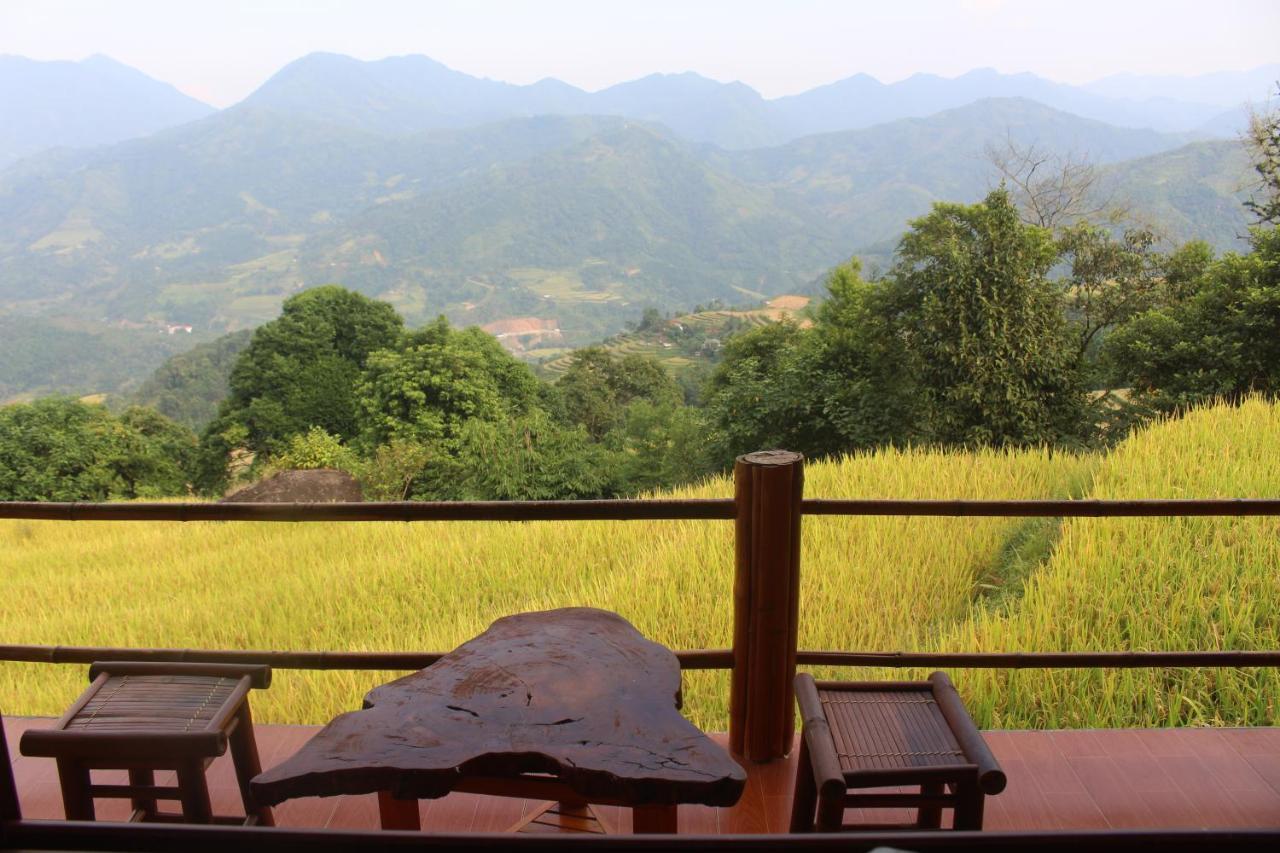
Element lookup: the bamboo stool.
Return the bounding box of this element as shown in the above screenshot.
[21,662,274,825]
[789,671,1005,832]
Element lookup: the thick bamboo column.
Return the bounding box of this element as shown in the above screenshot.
[729,450,804,762]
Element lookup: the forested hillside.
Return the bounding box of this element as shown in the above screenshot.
[0,98,1256,402]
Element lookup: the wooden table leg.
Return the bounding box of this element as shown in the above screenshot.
[377,790,421,830]
[632,804,678,834]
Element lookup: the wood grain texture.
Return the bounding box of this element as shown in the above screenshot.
[251,608,745,809]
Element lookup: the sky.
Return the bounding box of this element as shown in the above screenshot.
[2,0,1278,108]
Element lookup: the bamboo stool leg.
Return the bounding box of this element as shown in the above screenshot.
[953,779,984,830]
[55,758,94,821]
[127,768,156,820]
[228,704,274,826]
[917,781,945,828]
[175,760,213,824]
[788,735,817,832]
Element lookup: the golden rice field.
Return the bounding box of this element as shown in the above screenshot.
[1,399,1277,731]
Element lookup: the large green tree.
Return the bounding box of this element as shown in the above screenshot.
[195,286,402,492]
[806,260,925,450]
[701,320,826,463]
[888,188,1087,446]
[357,317,541,447]
[418,409,616,501]
[222,286,402,450]
[553,347,682,441]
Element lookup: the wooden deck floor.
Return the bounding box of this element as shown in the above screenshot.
[5,718,1280,834]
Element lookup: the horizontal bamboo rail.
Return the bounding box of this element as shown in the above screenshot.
[0,645,732,671]
[0,499,737,522]
[3,497,1280,523]
[801,498,1280,517]
[2,644,1277,671]
[794,650,1280,668]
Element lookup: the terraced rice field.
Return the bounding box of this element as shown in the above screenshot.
[1,399,1276,731]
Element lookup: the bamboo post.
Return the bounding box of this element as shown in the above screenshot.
[0,713,21,823]
[729,450,804,762]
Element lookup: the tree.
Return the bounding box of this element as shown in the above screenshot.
[635,307,665,333]
[1245,87,1280,225]
[553,347,682,440]
[1104,226,1280,410]
[350,438,434,501]
[113,405,198,497]
[1162,240,1216,303]
[615,401,710,494]
[218,286,402,454]
[417,410,616,501]
[807,260,925,449]
[701,321,826,464]
[357,317,540,447]
[701,261,924,466]
[268,426,358,472]
[1056,223,1164,366]
[985,136,1119,230]
[194,286,402,493]
[888,189,1088,446]
[0,398,196,501]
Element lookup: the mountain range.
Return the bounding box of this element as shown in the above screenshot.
[4,53,1274,166]
[0,53,1270,401]
[236,53,1276,150]
[0,54,214,169]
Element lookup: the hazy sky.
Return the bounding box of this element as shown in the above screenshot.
[2,0,1278,107]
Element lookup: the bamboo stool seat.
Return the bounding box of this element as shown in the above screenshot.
[789,672,1005,833]
[21,662,274,826]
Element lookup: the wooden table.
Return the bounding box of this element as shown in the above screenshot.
[251,608,745,834]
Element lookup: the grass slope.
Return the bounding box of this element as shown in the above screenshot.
[1,400,1275,732]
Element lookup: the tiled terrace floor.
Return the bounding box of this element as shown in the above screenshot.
[5,719,1279,834]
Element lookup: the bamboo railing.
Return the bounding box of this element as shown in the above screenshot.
[2,448,1280,850]
[2,449,1279,764]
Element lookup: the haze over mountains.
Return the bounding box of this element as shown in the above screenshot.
[238,53,1275,149]
[0,52,1272,400]
[0,55,214,168]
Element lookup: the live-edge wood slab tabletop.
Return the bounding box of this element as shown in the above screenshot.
[251,607,746,833]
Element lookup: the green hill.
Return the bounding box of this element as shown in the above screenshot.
[0,99,1258,399]
[1105,140,1255,248]
[301,124,838,335]
[722,98,1229,248]
[129,329,253,429]
[0,316,201,403]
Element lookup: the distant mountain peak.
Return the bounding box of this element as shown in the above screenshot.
[0,53,215,167]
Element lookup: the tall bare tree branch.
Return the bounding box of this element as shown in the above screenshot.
[985,134,1128,230]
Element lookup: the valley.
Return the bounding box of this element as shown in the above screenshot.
[0,54,1267,402]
